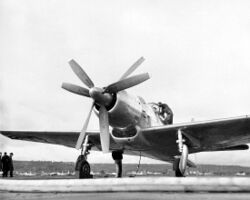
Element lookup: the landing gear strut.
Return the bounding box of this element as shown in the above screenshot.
[174,129,189,177]
[112,151,123,178]
[75,136,93,179]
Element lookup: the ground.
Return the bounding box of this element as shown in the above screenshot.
[2,192,250,200]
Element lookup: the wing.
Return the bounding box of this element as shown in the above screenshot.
[141,115,250,157]
[0,130,102,150]
[2,116,250,162]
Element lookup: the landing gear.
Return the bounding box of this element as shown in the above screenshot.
[174,129,189,177]
[75,156,92,178]
[173,158,184,177]
[112,151,123,178]
[75,136,93,179]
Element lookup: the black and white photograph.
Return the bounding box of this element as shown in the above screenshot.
[1,0,250,199]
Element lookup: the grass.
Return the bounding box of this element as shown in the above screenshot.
[6,161,250,179]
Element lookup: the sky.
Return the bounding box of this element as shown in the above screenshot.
[1,0,250,166]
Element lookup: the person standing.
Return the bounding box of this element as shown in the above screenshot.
[9,153,14,177]
[1,152,10,177]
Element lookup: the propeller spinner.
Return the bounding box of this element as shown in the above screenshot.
[62,57,149,153]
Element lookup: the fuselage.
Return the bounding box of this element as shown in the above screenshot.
[93,90,176,161]
[109,91,163,128]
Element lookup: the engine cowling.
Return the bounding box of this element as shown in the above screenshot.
[95,91,144,128]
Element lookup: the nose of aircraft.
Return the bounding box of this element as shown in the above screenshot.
[62,57,148,152]
[89,87,113,107]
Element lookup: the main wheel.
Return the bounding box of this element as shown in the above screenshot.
[79,161,91,178]
[173,158,185,177]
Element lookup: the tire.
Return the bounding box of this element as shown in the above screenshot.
[174,158,185,177]
[79,161,91,179]
[175,168,185,177]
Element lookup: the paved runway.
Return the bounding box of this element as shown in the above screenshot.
[1,177,250,192]
[1,177,250,200]
[2,192,250,200]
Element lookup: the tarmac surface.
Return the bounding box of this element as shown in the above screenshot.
[2,192,250,200]
[1,177,250,200]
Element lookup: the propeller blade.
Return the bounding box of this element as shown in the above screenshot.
[62,82,90,97]
[99,105,110,153]
[75,102,94,150]
[69,59,95,88]
[104,73,150,93]
[119,57,145,80]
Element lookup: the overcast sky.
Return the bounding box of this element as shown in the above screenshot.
[1,0,250,166]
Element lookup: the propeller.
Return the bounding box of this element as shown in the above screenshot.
[99,105,110,153]
[104,73,150,93]
[62,83,90,97]
[62,57,149,152]
[75,101,94,149]
[69,59,95,88]
[119,57,145,80]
